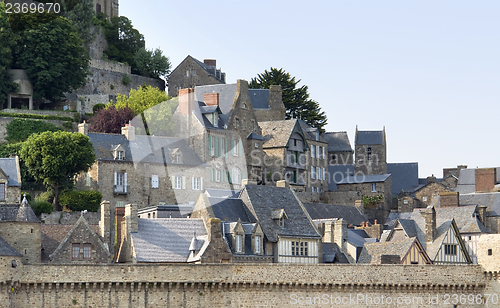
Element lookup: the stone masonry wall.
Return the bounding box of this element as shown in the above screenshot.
[0,263,494,307]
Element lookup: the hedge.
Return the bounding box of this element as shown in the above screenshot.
[31,200,53,216]
[59,190,102,212]
[0,111,76,122]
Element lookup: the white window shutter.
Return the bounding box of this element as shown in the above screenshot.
[152,175,159,188]
[316,145,320,158]
[114,172,117,185]
[170,176,175,188]
[124,173,128,192]
[239,140,243,156]
[200,177,203,190]
[182,176,186,189]
[191,177,195,190]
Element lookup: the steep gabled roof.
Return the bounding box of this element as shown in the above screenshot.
[131,218,207,263]
[208,197,256,223]
[322,242,349,263]
[323,132,353,152]
[356,130,384,145]
[0,198,38,223]
[259,119,307,148]
[336,174,391,185]
[387,162,419,196]
[0,235,21,256]
[241,185,320,242]
[0,157,20,186]
[358,238,428,264]
[460,192,500,216]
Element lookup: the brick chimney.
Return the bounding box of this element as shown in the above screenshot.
[439,191,459,207]
[475,168,496,192]
[424,206,436,243]
[204,93,219,106]
[179,88,195,116]
[204,59,216,67]
[78,121,89,135]
[121,124,135,141]
[99,200,111,250]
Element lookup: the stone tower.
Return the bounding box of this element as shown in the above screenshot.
[354,126,387,175]
[93,0,119,18]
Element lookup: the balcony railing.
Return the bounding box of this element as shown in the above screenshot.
[113,185,130,195]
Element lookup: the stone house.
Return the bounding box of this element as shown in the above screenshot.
[168,56,226,97]
[0,197,40,264]
[116,203,232,264]
[414,180,454,208]
[0,156,22,204]
[259,119,328,193]
[93,0,119,18]
[358,237,432,265]
[191,182,323,263]
[383,206,472,265]
[354,127,387,176]
[49,213,110,264]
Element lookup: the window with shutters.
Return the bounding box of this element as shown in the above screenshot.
[236,235,243,253]
[254,236,261,254]
[72,243,80,259]
[316,167,321,180]
[0,183,5,201]
[83,244,91,259]
[114,172,128,194]
[175,176,182,189]
[311,167,316,180]
[151,175,159,188]
[316,145,320,158]
[311,145,315,158]
[192,177,203,190]
[232,139,239,156]
[232,167,241,184]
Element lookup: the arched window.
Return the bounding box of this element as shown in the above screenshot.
[96,3,101,13]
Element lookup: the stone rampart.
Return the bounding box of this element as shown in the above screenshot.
[0,263,496,307]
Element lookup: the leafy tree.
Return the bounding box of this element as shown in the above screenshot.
[0,3,17,107]
[88,105,134,134]
[65,0,95,46]
[15,16,90,102]
[19,131,96,211]
[103,16,145,74]
[134,47,171,79]
[6,119,62,143]
[114,85,170,116]
[142,97,178,136]
[250,67,328,131]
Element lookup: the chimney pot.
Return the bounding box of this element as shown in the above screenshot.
[204,93,219,106]
[204,59,216,67]
[179,88,195,116]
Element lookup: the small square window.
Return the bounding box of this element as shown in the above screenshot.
[403,199,409,205]
[371,183,377,192]
[422,196,428,202]
[488,249,493,256]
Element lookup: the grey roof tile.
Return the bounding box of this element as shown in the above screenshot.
[387,162,419,196]
[336,174,391,184]
[131,218,207,263]
[0,235,21,256]
[356,131,384,145]
[259,119,300,148]
[323,132,353,152]
[248,89,270,109]
[209,197,256,223]
[358,238,417,264]
[460,192,500,215]
[304,203,366,226]
[322,242,349,263]
[0,158,20,186]
[328,164,355,191]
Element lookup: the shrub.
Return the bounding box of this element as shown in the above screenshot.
[0,112,75,122]
[6,119,61,143]
[92,103,106,114]
[36,191,54,203]
[122,74,131,86]
[31,200,53,216]
[59,190,102,212]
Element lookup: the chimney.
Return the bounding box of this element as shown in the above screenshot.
[115,206,125,253]
[121,124,135,141]
[179,88,195,116]
[241,179,257,188]
[424,206,436,243]
[204,59,216,67]
[439,191,459,207]
[207,218,222,242]
[322,220,334,243]
[276,180,289,188]
[125,203,138,233]
[478,206,487,225]
[426,175,437,184]
[236,79,249,95]
[475,168,496,192]
[204,93,219,106]
[99,200,111,250]
[78,121,89,135]
[333,218,347,252]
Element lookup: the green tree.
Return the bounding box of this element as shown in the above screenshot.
[15,16,90,102]
[0,3,18,107]
[134,47,171,79]
[19,131,96,211]
[65,0,95,46]
[103,16,145,74]
[6,119,62,143]
[114,85,170,116]
[249,67,328,131]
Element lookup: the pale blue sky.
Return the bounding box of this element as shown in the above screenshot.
[120,0,500,178]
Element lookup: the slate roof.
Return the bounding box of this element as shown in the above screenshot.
[0,200,38,223]
[224,222,263,256]
[322,242,349,263]
[323,132,353,152]
[358,238,418,264]
[242,185,321,242]
[460,192,500,216]
[208,197,256,223]
[247,132,263,140]
[328,164,355,191]
[387,162,419,196]
[0,158,20,186]
[249,89,270,109]
[190,56,226,82]
[304,203,366,226]
[336,174,391,185]
[297,120,325,142]
[0,235,21,256]
[456,168,476,194]
[131,218,207,263]
[194,84,236,125]
[347,228,377,248]
[88,133,204,166]
[205,188,240,199]
[356,131,384,145]
[259,119,301,148]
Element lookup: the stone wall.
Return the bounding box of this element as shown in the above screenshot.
[0,263,494,307]
[90,59,131,74]
[414,182,451,208]
[0,221,40,264]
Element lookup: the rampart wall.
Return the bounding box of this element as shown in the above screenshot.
[2,263,499,307]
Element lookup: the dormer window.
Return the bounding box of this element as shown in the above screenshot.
[117,151,124,160]
[171,148,182,164]
[113,145,125,160]
[212,112,219,127]
[254,236,261,254]
[271,209,288,227]
[236,235,243,253]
